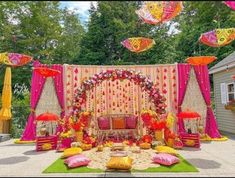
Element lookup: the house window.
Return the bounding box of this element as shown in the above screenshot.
[227,83,235,102]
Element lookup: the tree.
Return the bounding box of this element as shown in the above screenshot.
[174,1,235,67]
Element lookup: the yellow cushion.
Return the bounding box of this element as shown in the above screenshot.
[155,146,178,155]
[139,142,151,149]
[106,156,133,170]
[61,147,82,158]
[80,143,92,151]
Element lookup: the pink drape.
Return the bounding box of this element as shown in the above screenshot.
[51,64,65,118]
[193,65,222,138]
[177,64,191,133]
[20,61,47,141]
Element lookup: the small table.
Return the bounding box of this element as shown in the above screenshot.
[179,133,200,148]
[36,135,58,151]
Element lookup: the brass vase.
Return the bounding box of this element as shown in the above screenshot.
[154,130,163,142]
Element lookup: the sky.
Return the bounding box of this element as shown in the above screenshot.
[59,1,179,34]
[59,1,97,26]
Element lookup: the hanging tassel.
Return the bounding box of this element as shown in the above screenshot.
[0,67,12,120]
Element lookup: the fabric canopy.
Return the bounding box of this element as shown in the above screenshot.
[0,67,12,120]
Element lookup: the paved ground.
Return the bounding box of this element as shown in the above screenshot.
[0,134,235,177]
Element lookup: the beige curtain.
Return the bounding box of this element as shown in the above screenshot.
[181,68,207,133]
[35,77,61,136]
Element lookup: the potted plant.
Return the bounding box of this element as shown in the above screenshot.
[225,100,235,111]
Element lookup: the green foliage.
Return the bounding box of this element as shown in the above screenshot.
[0,1,234,136]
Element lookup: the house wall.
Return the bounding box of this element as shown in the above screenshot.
[213,67,235,134]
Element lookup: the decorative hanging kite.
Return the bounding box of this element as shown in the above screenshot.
[186,56,217,65]
[121,37,155,53]
[223,1,235,10]
[136,1,183,25]
[0,52,33,67]
[199,28,235,47]
[34,67,61,77]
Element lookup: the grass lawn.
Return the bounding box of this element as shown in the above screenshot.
[43,155,198,173]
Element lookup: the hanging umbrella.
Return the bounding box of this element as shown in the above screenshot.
[223,1,235,10]
[136,1,183,25]
[0,52,33,67]
[199,28,235,47]
[186,56,217,65]
[121,37,155,53]
[34,67,60,77]
[0,67,12,120]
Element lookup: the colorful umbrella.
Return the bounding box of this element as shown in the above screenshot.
[36,112,59,121]
[0,52,33,67]
[186,56,217,65]
[34,67,60,77]
[199,28,235,47]
[177,111,201,119]
[121,37,155,53]
[136,1,183,25]
[0,67,12,120]
[223,1,235,10]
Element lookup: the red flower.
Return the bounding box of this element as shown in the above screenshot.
[142,135,152,143]
[151,120,166,130]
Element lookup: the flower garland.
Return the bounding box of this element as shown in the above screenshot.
[72,69,167,117]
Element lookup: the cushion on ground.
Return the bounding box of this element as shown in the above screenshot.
[106,156,133,170]
[61,147,82,158]
[152,153,180,166]
[155,146,178,155]
[64,154,91,168]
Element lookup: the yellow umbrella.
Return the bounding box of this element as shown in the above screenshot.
[0,67,12,120]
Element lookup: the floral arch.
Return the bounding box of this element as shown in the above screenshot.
[72,69,167,117]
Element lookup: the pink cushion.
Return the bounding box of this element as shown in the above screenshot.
[152,153,180,166]
[125,115,137,129]
[64,154,91,168]
[98,117,110,130]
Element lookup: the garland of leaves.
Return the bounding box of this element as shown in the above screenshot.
[72,69,167,117]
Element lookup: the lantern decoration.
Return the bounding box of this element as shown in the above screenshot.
[0,52,33,67]
[186,56,217,65]
[136,1,183,25]
[121,37,155,53]
[199,28,235,47]
[34,67,61,77]
[223,1,235,10]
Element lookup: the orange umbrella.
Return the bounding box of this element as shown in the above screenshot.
[186,56,217,65]
[34,67,60,77]
[36,112,59,121]
[177,111,201,119]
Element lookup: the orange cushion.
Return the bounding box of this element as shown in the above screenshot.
[112,117,125,129]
